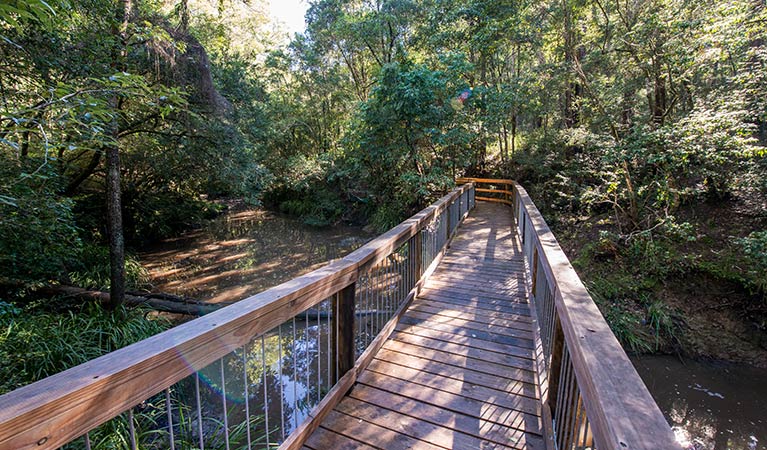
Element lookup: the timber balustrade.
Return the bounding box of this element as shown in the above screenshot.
[460,177,677,450]
[0,184,475,450]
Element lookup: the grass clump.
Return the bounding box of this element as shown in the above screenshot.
[0,302,170,395]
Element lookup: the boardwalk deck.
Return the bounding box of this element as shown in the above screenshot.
[304,203,546,450]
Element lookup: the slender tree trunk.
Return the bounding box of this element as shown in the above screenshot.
[105,0,132,310]
[652,57,666,126]
[105,129,125,310]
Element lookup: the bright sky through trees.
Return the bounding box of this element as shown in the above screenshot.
[269,0,309,35]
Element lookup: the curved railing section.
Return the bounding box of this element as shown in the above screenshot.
[460,177,678,450]
[0,184,475,450]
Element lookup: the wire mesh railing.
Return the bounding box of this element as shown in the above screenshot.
[0,183,475,450]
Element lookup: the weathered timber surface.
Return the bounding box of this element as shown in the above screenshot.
[305,202,546,449]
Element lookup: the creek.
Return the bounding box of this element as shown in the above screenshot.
[140,207,374,304]
[632,355,766,450]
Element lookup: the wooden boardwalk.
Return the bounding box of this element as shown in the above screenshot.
[303,203,545,450]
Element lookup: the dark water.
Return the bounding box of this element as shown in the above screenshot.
[141,208,374,303]
[632,356,767,450]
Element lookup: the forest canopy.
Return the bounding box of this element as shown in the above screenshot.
[1,0,766,361]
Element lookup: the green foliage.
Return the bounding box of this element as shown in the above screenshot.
[737,231,767,294]
[0,303,169,394]
[67,245,150,291]
[0,162,81,283]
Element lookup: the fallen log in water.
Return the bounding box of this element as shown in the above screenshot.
[36,285,227,316]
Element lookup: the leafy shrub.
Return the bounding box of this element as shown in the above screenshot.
[736,230,767,293]
[0,162,82,284]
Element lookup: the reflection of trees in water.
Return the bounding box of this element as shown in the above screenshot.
[65,310,336,449]
[667,396,759,450]
[142,209,371,302]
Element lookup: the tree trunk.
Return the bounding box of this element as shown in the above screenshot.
[105,141,125,310]
[105,0,132,310]
[652,57,666,126]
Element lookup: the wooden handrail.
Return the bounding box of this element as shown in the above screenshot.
[462,177,678,449]
[0,184,474,450]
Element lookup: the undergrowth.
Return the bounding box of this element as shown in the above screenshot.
[0,302,170,394]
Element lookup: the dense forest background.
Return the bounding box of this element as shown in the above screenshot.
[1,0,766,390]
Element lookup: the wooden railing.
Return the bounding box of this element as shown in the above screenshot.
[457,177,514,206]
[0,184,475,450]
[461,177,678,450]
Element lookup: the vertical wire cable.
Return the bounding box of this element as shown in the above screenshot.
[316,305,321,404]
[84,432,91,450]
[325,294,336,391]
[356,281,361,358]
[304,308,310,415]
[195,372,204,450]
[242,347,252,450]
[554,347,570,446]
[220,359,230,450]
[375,266,381,334]
[292,316,298,430]
[261,335,270,450]
[278,324,285,441]
[165,388,175,450]
[335,293,340,383]
[128,408,137,450]
[559,350,576,448]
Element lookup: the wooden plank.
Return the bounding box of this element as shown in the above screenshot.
[418,287,532,310]
[457,177,515,185]
[336,397,518,450]
[429,266,527,283]
[424,277,527,298]
[440,255,524,268]
[398,315,535,349]
[476,188,514,195]
[427,272,525,289]
[416,290,532,317]
[383,337,535,379]
[422,278,527,296]
[408,301,533,330]
[392,322,536,361]
[350,385,546,450]
[374,346,537,396]
[304,427,378,450]
[357,370,543,433]
[440,255,525,277]
[410,300,535,330]
[402,309,534,342]
[476,196,513,205]
[321,409,444,450]
[366,358,540,415]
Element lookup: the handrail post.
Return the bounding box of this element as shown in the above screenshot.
[332,282,356,383]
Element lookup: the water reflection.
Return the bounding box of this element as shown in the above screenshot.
[140,208,374,303]
[632,356,766,450]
